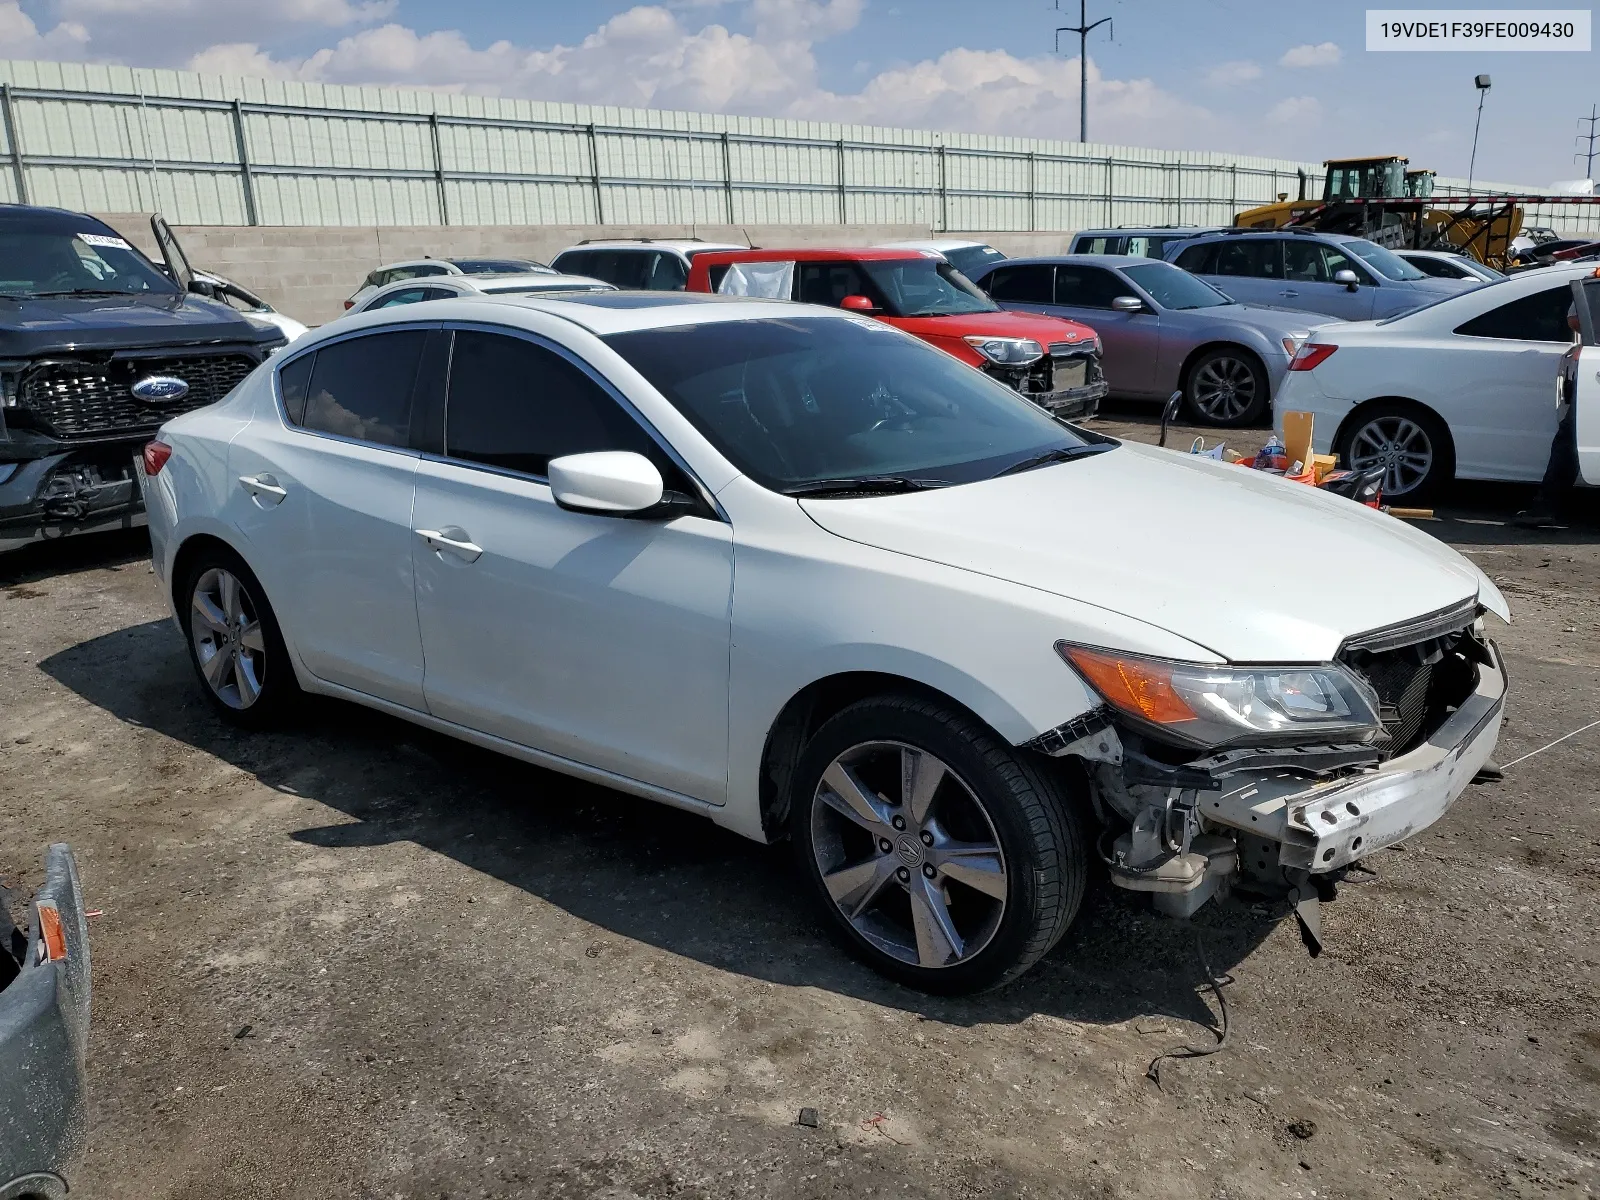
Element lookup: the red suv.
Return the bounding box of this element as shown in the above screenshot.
[686,248,1107,420]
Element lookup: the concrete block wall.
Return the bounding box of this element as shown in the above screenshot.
[95,216,936,326]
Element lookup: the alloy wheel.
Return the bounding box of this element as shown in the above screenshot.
[189,567,267,710]
[1348,415,1433,497]
[1189,355,1258,422]
[810,740,1008,969]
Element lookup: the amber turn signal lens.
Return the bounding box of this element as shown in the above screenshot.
[1058,645,1198,726]
[37,903,67,962]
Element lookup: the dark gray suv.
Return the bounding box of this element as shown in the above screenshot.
[1165,229,1478,320]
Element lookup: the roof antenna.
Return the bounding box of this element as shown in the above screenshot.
[740,226,753,249]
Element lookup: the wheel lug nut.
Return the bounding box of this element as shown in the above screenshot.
[879,838,893,853]
[920,831,933,846]
[922,863,935,878]
[891,815,906,831]
[896,867,910,882]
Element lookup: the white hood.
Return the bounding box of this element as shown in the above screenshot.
[801,442,1506,663]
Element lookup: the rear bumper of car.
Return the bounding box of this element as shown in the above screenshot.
[1204,639,1506,872]
[0,845,91,1199]
[0,446,147,554]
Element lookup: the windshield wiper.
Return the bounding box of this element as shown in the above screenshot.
[783,475,952,497]
[995,444,1116,477]
[31,288,137,298]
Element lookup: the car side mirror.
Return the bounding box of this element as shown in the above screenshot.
[548,451,666,517]
[187,278,217,299]
[1333,269,1360,291]
[1111,295,1145,312]
[839,294,879,313]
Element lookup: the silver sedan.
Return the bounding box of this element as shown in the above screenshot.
[972,254,1335,426]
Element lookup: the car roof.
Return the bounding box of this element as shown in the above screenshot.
[1073,226,1217,237]
[455,272,611,291]
[692,247,935,264]
[0,202,122,232]
[973,253,1160,271]
[1398,249,1471,260]
[326,290,847,341]
[374,259,462,272]
[555,240,746,254]
[875,239,992,252]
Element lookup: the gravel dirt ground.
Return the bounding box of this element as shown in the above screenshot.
[2,405,1597,1200]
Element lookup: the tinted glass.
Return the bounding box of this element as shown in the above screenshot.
[373,287,436,308]
[391,264,450,281]
[942,245,1007,277]
[1454,285,1577,343]
[1054,265,1128,308]
[1121,262,1231,310]
[985,265,1054,303]
[444,331,664,478]
[0,217,179,298]
[645,253,689,290]
[1173,242,1217,273]
[1213,240,1283,279]
[278,353,314,425]
[605,317,1096,491]
[1343,240,1426,281]
[1075,236,1122,255]
[299,330,425,446]
[453,258,546,274]
[551,250,653,289]
[1402,255,1460,279]
[796,260,873,307]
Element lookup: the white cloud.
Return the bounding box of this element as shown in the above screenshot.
[1267,95,1322,126]
[0,0,88,57]
[57,0,394,24]
[1279,41,1341,68]
[1203,59,1261,86]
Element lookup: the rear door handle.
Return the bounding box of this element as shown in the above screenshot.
[415,527,483,563]
[238,473,287,505]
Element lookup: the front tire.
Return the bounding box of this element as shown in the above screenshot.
[1184,347,1268,427]
[790,694,1087,994]
[178,547,299,727]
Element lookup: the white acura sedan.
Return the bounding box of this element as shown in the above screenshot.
[1275,262,1599,500]
[138,292,1510,992]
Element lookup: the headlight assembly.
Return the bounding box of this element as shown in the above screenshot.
[1056,643,1383,749]
[964,335,1045,366]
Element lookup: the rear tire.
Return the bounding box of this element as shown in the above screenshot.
[177,546,299,728]
[789,694,1087,994]
[1337,401,1454,503]
[1184,347,1269,427]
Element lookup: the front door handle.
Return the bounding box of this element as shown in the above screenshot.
[238,473,287,505]
[415,527,483,563]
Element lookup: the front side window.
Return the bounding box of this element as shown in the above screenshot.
[605,317,1099,492]
[645,253,689,290]
[1054,265,1128,308]
[373,287,437,309]
[1213,239,1283,279]
[1454,285,1577,343]
[984,265,1053,303]
[293,330,426,447]
[1121,262,1231,310]
[443,330,668,479]
[856,259,996,317]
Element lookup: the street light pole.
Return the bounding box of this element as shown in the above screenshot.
[1056,0,1113,145]
[1467,73,1491,191]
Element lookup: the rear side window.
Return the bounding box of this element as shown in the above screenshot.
[278,354,314,425]
[550,250,653,289]
[443,331,671,479]
[984,264,1053,303]
[296,330,426,447]
[1454,285,1576,343]
[1173,242,1217,273]
[1213,239,1283,279]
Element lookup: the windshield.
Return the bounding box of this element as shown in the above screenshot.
[941,245,1007,278]
[1342,239,1428,281]
[0,223,180,298]
[858,259,998,317]
[605,316,1097,492]
[1121,261,1232,310]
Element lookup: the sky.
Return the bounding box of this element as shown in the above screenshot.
[0,0,1595,185]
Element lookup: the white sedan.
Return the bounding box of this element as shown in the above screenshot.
[138,293,1509,991]
[346,271,614,314]
[1276,262,1600,500]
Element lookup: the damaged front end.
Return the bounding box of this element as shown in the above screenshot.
[1030,601,1506,950]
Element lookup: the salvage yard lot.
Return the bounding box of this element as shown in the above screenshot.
[2,410,1597,1199]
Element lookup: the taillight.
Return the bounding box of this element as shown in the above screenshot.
[343,299,355,310]
[142,440,173,475]
[1289,343,1338,372]
[37,903,67,962]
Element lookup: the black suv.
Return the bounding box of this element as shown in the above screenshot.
[0,205,285,553]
